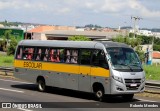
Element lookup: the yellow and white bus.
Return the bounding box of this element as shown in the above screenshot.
[14,40,145,101]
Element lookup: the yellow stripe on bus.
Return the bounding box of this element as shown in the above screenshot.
[14,60,110,77]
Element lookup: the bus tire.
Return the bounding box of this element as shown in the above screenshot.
[122,94,134,101]
[37,79,46,92]
[93,84,104,101]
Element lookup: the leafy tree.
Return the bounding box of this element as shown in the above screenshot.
[68,35,91,41]
[0,30,13,51]
[135,45,145,62]
[153,45,160,51]
[112,35,142,48]
[7,36,18,55]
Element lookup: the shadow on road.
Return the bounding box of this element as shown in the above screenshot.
[11,84,140,103]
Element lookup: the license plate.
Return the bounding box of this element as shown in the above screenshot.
[130,84,137,87]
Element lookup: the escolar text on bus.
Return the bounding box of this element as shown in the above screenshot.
[23,62,42,69]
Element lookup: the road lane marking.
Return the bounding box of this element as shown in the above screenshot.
[138,99,158,102]
[0,88,24,93]
[18,108,33,111]
[0,78,33,84]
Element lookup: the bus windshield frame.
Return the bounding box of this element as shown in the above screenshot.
[106,47,143,72]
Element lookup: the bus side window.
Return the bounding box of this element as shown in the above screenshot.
[22,47,34,60]
[59,49,64,63]
[92,50,109,69]
[16,47,23,59]
[49,49,61,62]
[28,48,34,60]
[80,49,92,65]
[42,48,49,61]
[71,50,78,64]
[65,49,78,64]
[65,49,71,63]
[35,48,42,61]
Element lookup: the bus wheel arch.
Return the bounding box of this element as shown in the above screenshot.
[37,76,46,92]
[92,82,105,101]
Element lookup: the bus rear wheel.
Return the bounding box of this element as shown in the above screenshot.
[37,79,46,92]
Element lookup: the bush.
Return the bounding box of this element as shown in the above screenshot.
[153,45,160,51]
[0,55,14,66]
[3,59,13,63]
[68,35,91,41]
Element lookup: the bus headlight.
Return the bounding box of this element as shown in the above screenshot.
[112,75,123,83]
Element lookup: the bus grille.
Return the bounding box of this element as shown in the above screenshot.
[124,79,141,90]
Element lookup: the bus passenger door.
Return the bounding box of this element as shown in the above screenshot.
[78,49,92,92]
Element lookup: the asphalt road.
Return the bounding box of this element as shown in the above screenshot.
[0,77,159,111]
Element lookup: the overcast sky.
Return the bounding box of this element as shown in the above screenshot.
[0,0,160,28]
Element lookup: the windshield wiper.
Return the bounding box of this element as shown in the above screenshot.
[117,63,133,71]
[129,64,143,71]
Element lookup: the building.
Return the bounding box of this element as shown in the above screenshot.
[27,25,120,41]
[0,27,24,41]
[152,51,160,64]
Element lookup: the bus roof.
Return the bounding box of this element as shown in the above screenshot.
[18,40,130,49]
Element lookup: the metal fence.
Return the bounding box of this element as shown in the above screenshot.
[0,66,14,76]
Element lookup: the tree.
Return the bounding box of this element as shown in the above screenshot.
[7,36,18,55]
[1,30,13,51]
[68,35,91,41]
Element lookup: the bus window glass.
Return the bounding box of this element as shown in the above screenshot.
[16,47,23,59]
[80,49,91,65]
[42,48,49,61]
[106,47,142,71]
[92,50,109,69]
[22,47,34,60]
[49,48,64,63]
[35,48,43,61]
[65,49,78,64]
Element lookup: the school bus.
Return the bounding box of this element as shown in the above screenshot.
[14,40,145,101]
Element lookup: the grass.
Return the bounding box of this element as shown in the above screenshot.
[143,64,160,80]
[0,55,14,67]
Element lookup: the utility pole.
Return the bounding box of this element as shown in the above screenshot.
[131,16,142,38]
[25,25,28,39]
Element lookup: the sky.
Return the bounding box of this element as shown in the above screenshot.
[0,0,160,28]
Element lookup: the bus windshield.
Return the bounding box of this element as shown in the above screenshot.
[106,47,143,72]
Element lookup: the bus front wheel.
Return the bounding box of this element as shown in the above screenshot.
[93,85,104,101]
[37,79,46,92]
